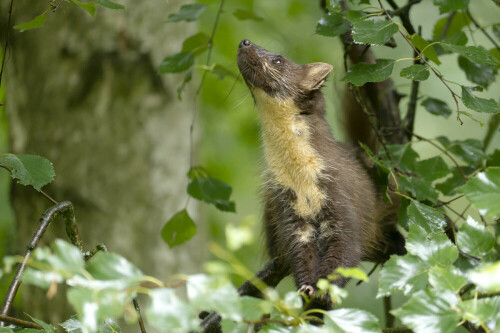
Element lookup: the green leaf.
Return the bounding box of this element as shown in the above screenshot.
[146,288,199,332]
[438,137,488,165]
[406,224,458,266]
[458,167,500,218]
[493,24,500,41]
[86,251,143,282]
[421,97,452,118]
[187,274,241,321]
[22,266,63,289]
[0,154,55,191]
[398,176,438,204]
[409,34,441,65]
[444,31,468,45]
[433,0,469,14]
[407,201,447,232]
[97,0,124,10]
[381,143,420,173]
[60,317,83,333]
[436,166,471,196]
[187,167,236,212]
[468,261,500,292]
[460,297,500,330]
[415,156,450,182]
[400,64,430,81]
[161,209,197,248]
[457,216,495,257]
[14,12,47,32]
[488,149,500,167]
[166,4,207,23]
[324,308,382,333]
[441,43,494,65]
[177,69,193,101]
[458,56,497,88]
[202,64,239,80]
[71,0,96,16]
[49,239,85,274]
[351,17,398,45]
[392,289,461,333]
[182,32,209,56]
[158,51,195,74]
[232,9,263,22]
[378,254,428,297]
[433,13,471,40]
[462,86,500,114]
[315,12,351,37]
[240,296,269,321]
[428,266,466,292]
[29,316,57,333]
[341,59,395,86]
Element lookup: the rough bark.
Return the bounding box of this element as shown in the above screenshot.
[1,0,205,328]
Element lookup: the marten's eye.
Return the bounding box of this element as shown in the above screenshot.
[271,57,282,65]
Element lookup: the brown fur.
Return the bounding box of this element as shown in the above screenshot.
[237,39,405,293]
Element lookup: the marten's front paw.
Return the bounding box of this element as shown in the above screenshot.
[298,284,316,297]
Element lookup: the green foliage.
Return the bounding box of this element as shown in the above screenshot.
[421,97,452,118]
[13,12,47,32]
[341,59,395,86]
[400,64,430,81]
[161,209,197,248]
[158,52,195,74]
[351,17,398,45]
[71,0,97,16]
[0,154,55,191]
[166,4,207,23]
[458,167,500,218]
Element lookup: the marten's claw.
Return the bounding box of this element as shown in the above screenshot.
[299,284,316,297]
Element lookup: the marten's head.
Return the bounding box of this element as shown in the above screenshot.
[237,39,333,100]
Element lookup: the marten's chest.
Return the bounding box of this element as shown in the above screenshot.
[252,88,326,218]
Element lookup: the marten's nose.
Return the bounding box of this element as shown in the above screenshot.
[239,39,251,48]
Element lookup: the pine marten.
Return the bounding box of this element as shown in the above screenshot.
[236,39,406,299]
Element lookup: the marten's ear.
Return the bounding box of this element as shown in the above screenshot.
[301,62,333,91]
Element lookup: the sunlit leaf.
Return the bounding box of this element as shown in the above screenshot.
[341,59,395,86]
[398,176,438,204]
[14,12,47,31]
[351,18,399,45]
[161,209,197,248]
[406,224,458,266]
[182,32,209,56]
[393,289,460,333]
[460,297,500,330]
[233,9,263,22]
[441,43,494,65]
[97,0,124,10]
[166,4,207,23]
[335,267,368,282]
[0,154,55,191]
[421,97,452,118]
[315,12,350,37]
[462,86,500,114]
[433,13,471,40]
[457,216,495,257]
[468,261,500,292]
[400,64,430,81]
[324,308,382,333]
[428,266,466,292]
[409,34,441,65]
[86,251,143,281]
[415,156,450,182]
[378,254,428,297]
[458,56,497,88]
[433,0,469,14]
[158,52,195,74]
[458,167,500,218]
[407,201,447,232]
[71,0,96,16]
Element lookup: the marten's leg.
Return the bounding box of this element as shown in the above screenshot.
[237,258,290,298]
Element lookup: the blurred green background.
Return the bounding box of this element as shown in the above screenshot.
[0,0,499,329]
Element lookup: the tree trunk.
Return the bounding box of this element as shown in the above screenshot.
[1,0,205,328]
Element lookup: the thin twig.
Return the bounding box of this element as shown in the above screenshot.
[440,11,456,40]
[189,0,225,168]
[468,8,498,49]
[382,329,412,333]
[0,0,14,89]
[462,291,500,301]
[384,296,394,328]
[0,315,43,329]
[133,298,147,333]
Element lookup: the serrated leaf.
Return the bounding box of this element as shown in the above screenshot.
[462,86,500,114]
[468,261,500,292]
[436,166,471,196]
[378,255,428,297]
[392,289,460,333]
[421,97,452,118]
[441,43,494,65]
[444,31,468,45]
[409,34,441,65]
[161,209,197,248]
[439,137,488,165]
[187,274,241,321]
[166,4,207,23]
[233,9,263,22]
[457,216,495,257]
[324,308,382,333]
[458,56,497,88]
[351,18,398,45]
[433,13,471,40]
[315,12,351,37]
[399,176,438,204]
[181,32,209,56]
[86,251,143,281]
[240,296,268,321]
[381,143,420,173]
[97,0,124,10]
[158,51,194,74]
[458,167,500,218]
[407,201,447,232]
[1,154,55,191]
[428,266,466,292]
[400,64,430,81]
[14,12,47,32]
[22,267,63,289]
[406,224,458,266]
[415,156,450,182]
[433,0,469,14]
[146,288,199,332]
[460,297,500,330]
[71,0,96,16]
[341,59,395,86]
[60,317,83,333]
[29,316,57,333]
